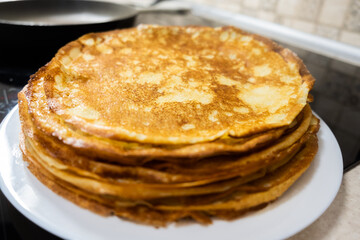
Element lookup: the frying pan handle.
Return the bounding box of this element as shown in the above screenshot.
[134,0,192,13]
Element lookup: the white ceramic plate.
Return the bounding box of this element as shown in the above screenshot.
[0,106,343,240]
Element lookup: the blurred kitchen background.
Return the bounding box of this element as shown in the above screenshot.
[189,0,360,47]
[111,0,360,47]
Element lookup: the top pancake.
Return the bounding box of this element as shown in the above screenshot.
[44,25,314,144]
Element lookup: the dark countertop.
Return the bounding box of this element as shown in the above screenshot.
[1,11,359,240]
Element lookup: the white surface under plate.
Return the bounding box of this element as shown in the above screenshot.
[0,105,343,240]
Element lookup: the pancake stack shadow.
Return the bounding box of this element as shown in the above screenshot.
[18,25,319,227]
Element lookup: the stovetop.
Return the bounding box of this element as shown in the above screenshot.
[1,12,359,240]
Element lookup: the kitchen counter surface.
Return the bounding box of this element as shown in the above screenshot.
[290,165,360,240]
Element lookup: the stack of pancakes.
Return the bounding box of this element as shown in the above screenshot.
[18,25,319,227]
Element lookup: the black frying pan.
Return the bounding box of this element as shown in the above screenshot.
[0,0,139,70]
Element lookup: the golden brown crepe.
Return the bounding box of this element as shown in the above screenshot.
[18,25,319,227]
